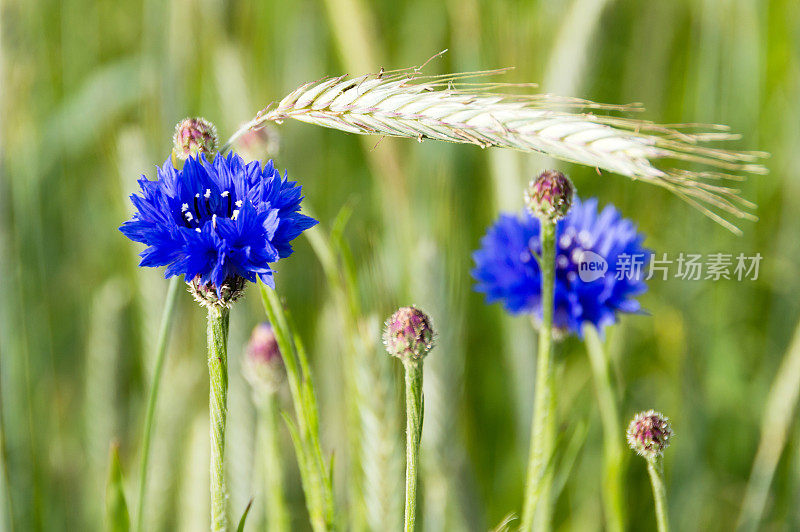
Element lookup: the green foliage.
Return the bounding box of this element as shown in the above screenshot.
[259,284,336,531]
[236,499,253,532]
[105,442,131,532]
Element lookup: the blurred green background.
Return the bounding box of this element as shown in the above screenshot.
[2,0,800,530]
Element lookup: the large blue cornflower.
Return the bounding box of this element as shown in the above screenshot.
[472,197,650,335]
[120,152,317,292]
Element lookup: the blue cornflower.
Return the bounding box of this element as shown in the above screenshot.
[471,197,650,335]
[120,153,317,297]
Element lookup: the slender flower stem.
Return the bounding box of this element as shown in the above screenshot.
[135,277,180,532]
[259,395,289,532]
[521,219,556,532]
[0,375,12,531]
[646,457,669,532]
[583,325,625,532]
[403,360,424,532]
[207,306,230,532]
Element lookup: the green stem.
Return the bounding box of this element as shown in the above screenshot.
[646,457,669,532]
[135,277,180,532]
[259,395,289,532]
[583,325,625,532]
[207,306,230,532]
[0,374,12,531]
[403,360,424,532]
[521,219,556,532]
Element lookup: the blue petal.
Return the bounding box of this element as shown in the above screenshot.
[120,152,316,291]
[471,197,650,336]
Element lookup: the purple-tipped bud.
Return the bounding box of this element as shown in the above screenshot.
[383,306,435,362]
[236,126,280,162]
[248,323,281,365]
[524,170,574,221]
[173,117,219,160]
[627,410,673,459]
[243,323,283,395]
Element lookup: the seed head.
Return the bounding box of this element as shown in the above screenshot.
[524,170,574,221]
[243,323,283,396]
[626,410,673,459]
[383,306,435,362]
[173,117,219,160]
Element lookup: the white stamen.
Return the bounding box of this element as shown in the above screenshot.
[204,189,211,199]
[234,200,243,208]
[181,203,189,211]
[212,214,217,228]
[195,227,201,232]
[184,212,194,221]
[231,209,240,220]
[221,191,230,197]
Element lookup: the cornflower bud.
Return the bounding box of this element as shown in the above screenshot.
[626,410,673,460]
[243,323,283,395]
[173,117,219,160]
[383,306,435,362]
[524,169,574,221]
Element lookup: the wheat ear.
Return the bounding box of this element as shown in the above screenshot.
[227,58,768,233]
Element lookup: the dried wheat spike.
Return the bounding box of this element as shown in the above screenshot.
[229,58,768,233]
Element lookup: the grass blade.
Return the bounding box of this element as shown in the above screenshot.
[236,499,253,532]
[737,318,800,530]
[105,441,131,532]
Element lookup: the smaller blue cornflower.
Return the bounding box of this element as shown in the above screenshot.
[120,152,317,305]
[471,197,650,336]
